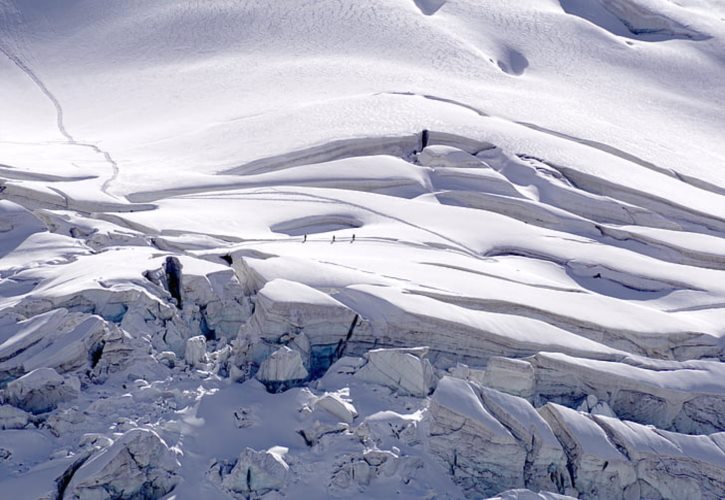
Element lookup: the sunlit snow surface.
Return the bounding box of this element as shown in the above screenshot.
[1,0,724,499]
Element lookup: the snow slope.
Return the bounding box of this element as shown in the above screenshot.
[0,0,724,498]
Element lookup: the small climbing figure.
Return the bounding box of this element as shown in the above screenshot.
[351,234,356,243]
[302,234,307,243]
[331,235,336,243]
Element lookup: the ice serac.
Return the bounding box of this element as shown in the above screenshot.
[256,346,309,392]
[236,278,362,375]
[3,367,79,414]
[428,376,526,497]
[480,356,536,400]
[0,404,30,430]
[313,392,358,425]
[0,309,106,379]
[63,428,180,500]
[539,403,638,499]
[89,325,138,383]
[184,335,207,368]
[355,346,436,397]
[5,250,250,361]
[329,449,403,491]
[183,268,252,340]
[529,352,725,434]
[340,284,622,367]
[215,447,289,497]
[140,259,251,351]
[477,386,571,494]
[592,415,725,499]
[576,394,616,418]
[298,391,356,446]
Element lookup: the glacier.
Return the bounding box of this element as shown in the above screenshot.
[1,0,724,498]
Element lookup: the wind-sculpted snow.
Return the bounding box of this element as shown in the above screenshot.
[1,0,724,498]
[560,0,710,41]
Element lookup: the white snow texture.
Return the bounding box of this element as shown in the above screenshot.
[1,0,724,499]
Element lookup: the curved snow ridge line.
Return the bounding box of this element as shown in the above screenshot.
[270,214,363,237]
[301,233,470,258]
[0,181,156,214]
[241,187,484,258]
[554,165,725,233]
[0,164,97,182]
[313,255,468,294]
[406,289,716,361]
[130,130,493,203]
[434,190,602,237]
[129,185,486,260]
[416,260,586,294]
[377,91,491,118]
[511,155,683,231]
[595,226,725,273]
[218,131,493,177]
[599,225,725,271]
[666,302,725,313]
[671,169,725,197]
[220,134,419,177]
[126,171,427,204]
[515,120,725,197]
[483,246,705,294]
[433,189,724,272]
[382,91,725,198]
[94,213,247,246]
[0,44,120,196]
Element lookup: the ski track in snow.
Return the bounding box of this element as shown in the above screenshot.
[0,44,120,196]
